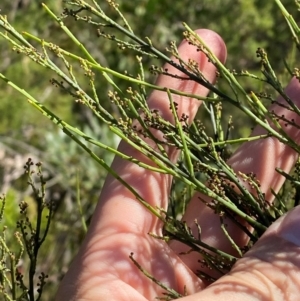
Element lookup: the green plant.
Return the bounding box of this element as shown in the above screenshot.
[0,160,54,300]
[1,0,300,299]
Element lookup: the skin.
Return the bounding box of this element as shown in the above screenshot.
[55,29,300,301]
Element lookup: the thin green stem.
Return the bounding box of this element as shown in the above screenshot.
[167,89,194,177]
[41,3,121,93]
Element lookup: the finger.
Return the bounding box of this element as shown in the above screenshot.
[87,29,227,237]
[228,77,300,200]
[171,77,300,275]
[177,205,300,301]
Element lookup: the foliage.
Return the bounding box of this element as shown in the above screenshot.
[0,0,300,299]
[0,160,53,300]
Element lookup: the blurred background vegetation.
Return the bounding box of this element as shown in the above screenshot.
[0,0,299,299]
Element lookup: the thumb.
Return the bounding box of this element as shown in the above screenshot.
[181,206,300,301]
[226,206,300,300]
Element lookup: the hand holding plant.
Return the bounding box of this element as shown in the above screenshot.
[55,29,300,301]
[1,1,300,300]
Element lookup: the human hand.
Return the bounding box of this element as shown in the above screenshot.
[55,29,300,301]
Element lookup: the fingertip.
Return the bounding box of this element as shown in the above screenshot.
[174,28,227,78]
[276,205,300,247]
[146,28,227,127]
[191,29,227,64]
[270,76,300,142]
[155,28,227,89]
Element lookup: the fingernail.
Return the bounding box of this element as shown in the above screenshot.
[277,205,300,246]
